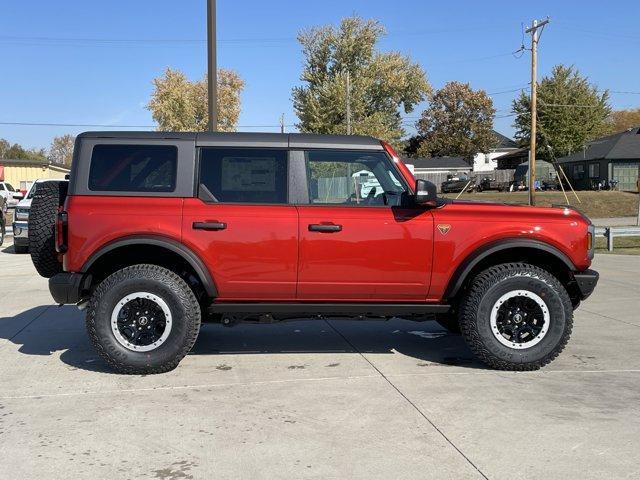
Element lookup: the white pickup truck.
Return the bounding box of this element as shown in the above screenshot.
[0,181,23,208]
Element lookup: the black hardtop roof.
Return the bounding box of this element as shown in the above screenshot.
[77,131,383,150]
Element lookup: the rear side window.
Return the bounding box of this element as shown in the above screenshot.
[199,148,287,204]
[89,145,177,192]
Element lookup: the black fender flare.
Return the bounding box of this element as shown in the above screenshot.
[443,238,577,300]
[81,235,217,297]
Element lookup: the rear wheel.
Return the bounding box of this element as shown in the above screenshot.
[86,264,201,374]
[459,263,573,370]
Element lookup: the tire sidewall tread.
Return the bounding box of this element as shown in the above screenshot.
[28,181,68,278]
[86,264,201,374]
[460,262,573,371]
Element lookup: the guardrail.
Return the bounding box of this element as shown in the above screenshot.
[594,226,640,251]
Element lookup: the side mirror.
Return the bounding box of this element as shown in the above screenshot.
[415,179,438,206]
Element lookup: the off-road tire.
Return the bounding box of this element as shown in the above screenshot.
[459,263,573,371]
[28,181,68,278]
[87,264,201,374]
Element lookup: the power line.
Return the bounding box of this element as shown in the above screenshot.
[0,121,295,128]
[487,86,530,95]
[0,35,293,45]
[606,90,640,95]
[538,103,604,108]
[0,24,517,46]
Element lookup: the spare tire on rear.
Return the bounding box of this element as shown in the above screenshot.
[29,181,68,278]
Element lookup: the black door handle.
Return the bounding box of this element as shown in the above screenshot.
[308,223,342,233]
[193,221,227,231]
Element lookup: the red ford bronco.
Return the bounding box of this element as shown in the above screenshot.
[28,132,598,374]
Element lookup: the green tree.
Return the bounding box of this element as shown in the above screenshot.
[48,134,76,166]
[292,16,430,146]
[147,67,244,132]
[411,81,495,161]
[607,108,640,134]
[512,65,610,158]
[0,139,46,160]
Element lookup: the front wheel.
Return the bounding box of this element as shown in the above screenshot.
[87,264,201,374]
[459,263,573,371]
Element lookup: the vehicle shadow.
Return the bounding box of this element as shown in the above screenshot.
[0,306,485,373]
[0,244,27,254]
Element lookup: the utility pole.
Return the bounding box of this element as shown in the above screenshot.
[525,16,550,205]
[207,0,217,132]
[279,113,285,134]
[346,71,352,135]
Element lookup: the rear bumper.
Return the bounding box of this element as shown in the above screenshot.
[49,272,91,304]
[574,269,599,300]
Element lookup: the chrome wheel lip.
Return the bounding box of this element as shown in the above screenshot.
[110,292,172,352]
[489,289,550,350]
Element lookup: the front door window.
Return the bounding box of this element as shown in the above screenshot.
[305,150,407,207]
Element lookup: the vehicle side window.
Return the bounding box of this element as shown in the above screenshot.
[88,145,177,192]
[0,184,4,191]
[304,150,406,206]
[199,148,288,204]
[6,184,15,192]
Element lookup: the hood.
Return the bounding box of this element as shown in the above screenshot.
[440,198,591,224]
[15,198,32,209]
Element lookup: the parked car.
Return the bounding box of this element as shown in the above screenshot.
[30,131,598,374]
[0,181,24,208]
[12,179,67,254]
[441,175,475,193]
[475,177,507,192]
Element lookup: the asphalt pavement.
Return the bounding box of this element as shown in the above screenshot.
[0,237,639,480]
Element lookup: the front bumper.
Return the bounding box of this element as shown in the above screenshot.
[574,269,599,300]
[49,273,91,304]
[12,220,28,242]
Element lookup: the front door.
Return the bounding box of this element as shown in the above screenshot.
[182,147,298,301]
[296,149,434,301]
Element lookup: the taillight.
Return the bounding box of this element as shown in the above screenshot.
[56,211,68,253]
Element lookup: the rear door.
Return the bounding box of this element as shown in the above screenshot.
[295,149,434,301]
[182,147,298,301]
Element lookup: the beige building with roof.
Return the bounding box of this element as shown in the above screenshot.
[0,158,70,192]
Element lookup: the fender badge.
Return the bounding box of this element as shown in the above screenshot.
[437,224,452,235]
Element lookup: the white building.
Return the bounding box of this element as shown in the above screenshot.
[472,132,519,173]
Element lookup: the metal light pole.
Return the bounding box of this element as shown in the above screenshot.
[207,0,217,132]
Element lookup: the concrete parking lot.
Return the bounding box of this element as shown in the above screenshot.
[0,237,639,480]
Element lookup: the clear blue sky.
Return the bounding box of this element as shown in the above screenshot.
[1,0,639,150]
